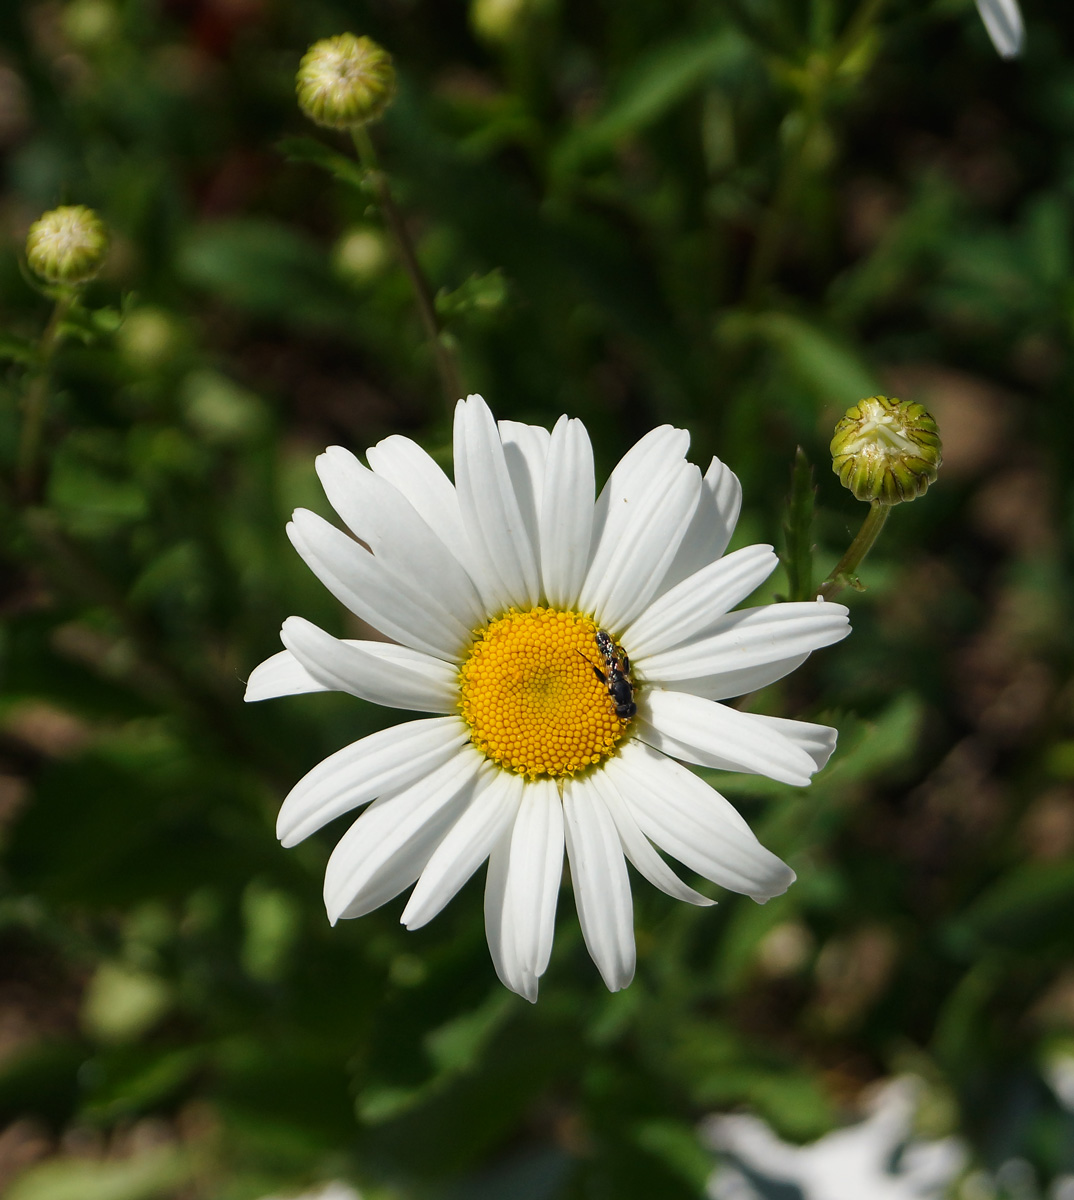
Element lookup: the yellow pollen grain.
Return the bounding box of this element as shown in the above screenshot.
[458,607,631,778]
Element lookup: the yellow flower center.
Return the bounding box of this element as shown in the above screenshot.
[458,607,632,778]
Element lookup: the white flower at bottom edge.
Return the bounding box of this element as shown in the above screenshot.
[245,395,851,1001]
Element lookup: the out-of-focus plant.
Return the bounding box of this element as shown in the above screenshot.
[0,1,1071,1198]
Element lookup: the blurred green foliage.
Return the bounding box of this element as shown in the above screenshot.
[1,0,1074,1197]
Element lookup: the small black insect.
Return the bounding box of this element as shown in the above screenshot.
[580,629,636,719]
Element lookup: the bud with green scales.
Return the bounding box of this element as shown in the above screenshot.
[831,395,942,505]
[26,205,109,285]
[296,34,395,130]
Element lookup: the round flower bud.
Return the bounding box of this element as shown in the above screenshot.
[295,34,395,130]
[26,205,109,285]
[831,394,942,505]
[470,0,532,43]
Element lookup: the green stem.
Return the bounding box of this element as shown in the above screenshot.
[351,128,464,412]
[817,500,890,599]
[743,0,888,306]
[16,291,74,503]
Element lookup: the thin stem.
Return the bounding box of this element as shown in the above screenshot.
[16,291,74,503]
[351,127,464,411]
[743,0,888,306]
[817,501,890,599]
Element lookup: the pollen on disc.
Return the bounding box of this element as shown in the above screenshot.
[458,607,632,778]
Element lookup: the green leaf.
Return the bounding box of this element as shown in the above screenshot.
[47,452,148,532]
[0,331,37,364]
[176,219,355,328]
[633,1120,714,1192]
[551,30,748,178]
[953,860,1074,951]
[435,269,509,323]
[720,309,880,408]
[275,135,370,192]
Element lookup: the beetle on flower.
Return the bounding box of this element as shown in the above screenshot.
[245,396,850,1000]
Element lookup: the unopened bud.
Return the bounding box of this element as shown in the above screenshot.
[831,394,941,505]
[26,205,109,285]
[471,0,540,43]
[296,34,395,130]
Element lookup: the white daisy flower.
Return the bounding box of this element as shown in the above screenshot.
[245,395,850,1001]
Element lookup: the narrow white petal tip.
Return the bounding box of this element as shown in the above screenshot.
[976,0,1024,58]
[514,976,539,1003]
[751,867,796,905]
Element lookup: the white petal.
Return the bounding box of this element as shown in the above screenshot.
[744,713,838,772]
[562,776,635,990]
[622,544,778,660]
[638,688,819,786]
[976,0,1024,58]
[483,824,518,996]
[276,716,469,847]
[666,653,810,702]
[489,777,564,1001]
[365,434,474,570]
[453,395,540,612]
[539,415,595,609]
[316,446,485,628]
[656,456,743,594]
[580,425,689,611]
[324,748,484,921]
[401,767,522,929]
[280,617,458,713]
[637,600,850,684]
[245,648,325,701]
[586,768,714,906]
[580,460,702,632]
[606,741,795,901]
[499,420,550,572]
[288,509,472,660]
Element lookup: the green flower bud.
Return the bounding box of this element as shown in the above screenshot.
[831,394,942,505]
[295,33,395,130]
[471,0,539,43]
[332,226,391,283]
[26,205,109,285]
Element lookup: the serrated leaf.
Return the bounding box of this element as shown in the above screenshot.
[435,269,509,322]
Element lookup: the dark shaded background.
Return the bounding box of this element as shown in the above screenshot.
[1,0,1073,1196]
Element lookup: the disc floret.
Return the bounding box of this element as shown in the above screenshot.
[458,607,633,778]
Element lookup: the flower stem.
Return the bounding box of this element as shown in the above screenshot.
[818,501,890,599]
[351,127,464,411]
[743,0,888,306]
[16,291,74,503]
